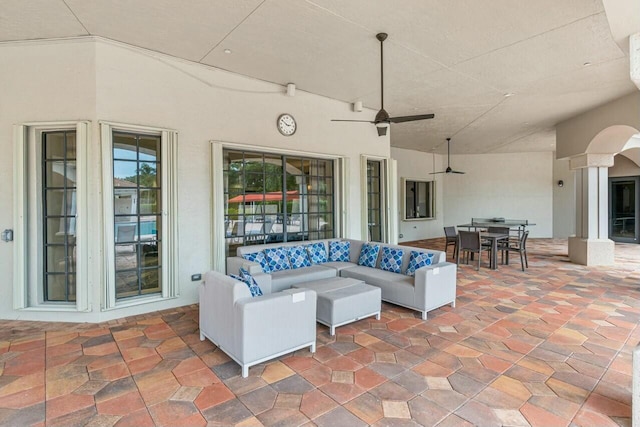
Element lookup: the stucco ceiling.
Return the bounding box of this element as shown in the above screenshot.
[1,0,637,154]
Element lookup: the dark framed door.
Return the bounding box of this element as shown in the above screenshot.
[609,177,639,243]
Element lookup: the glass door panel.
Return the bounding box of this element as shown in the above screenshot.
[610,177,638,243]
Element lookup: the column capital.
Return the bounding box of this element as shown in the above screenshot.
[569,153,614,170]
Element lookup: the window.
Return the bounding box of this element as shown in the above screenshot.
[223,149,335,257]
[112,132,162,299]
[367,159,384,242]
[403,178,435,220]
[101,123,178,309]
[42,131,77,302]
[14,121,89,311]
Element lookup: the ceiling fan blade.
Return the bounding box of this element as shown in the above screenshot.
[330,119,375,123]
[451,171,466,174]
[388,113,435,123]
[429,171,446,175]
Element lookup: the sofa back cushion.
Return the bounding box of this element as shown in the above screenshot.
[288,246,312,269]
[405,251,435,276]
[264,247,291,272]
[380,246,404,273]
[242,251,271,273]
[329,240,350,262]
[306,242,328,264]
[358,243,381,268]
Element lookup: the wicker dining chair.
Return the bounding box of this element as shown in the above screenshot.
[457,230,491,271]
[504,230,529,271]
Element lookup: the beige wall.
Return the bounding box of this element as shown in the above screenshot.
[391,147,445,242]
[0,38,388,322]
[553,156,576,238]
[442,152,554,238]
[556,92,640,159]
[610,153,640,177]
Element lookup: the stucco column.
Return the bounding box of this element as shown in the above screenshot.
[568,153,615,265]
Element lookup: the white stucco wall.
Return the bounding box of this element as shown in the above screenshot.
[391,147,445,242]
[610,153,640,177]
[0,38,388,322]
[553,156,576,238]
[442,152,553,238]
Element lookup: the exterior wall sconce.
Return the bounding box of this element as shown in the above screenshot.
[557,180,564,187]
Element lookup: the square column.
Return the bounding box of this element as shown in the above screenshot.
[568,154,615,265]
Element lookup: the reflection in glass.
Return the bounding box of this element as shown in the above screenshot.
[113,132,162,300]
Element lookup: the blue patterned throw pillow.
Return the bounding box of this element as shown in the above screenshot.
[239,268,263,297]
[380,247,404,274]
[306,242,328,264]
[329,241,350,262]
[405,251,434,276]
[229,274,243,282]
[288,245,311,269]
[358,243,381,268]
[241,251,270,273]
[263,247,291,272]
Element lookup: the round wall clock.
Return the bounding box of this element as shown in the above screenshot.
[277,113,297,136]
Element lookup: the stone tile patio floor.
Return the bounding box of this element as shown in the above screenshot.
[1,238,639,426]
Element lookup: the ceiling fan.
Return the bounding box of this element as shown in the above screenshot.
[431,138,465,174]
[331,33,435,136]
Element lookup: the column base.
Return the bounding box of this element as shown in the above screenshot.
[568,237,615,266]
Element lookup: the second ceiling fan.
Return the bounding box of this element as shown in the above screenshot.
[332,33,435,136]
[431,138,465,174]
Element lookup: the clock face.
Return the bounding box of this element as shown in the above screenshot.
[277,114,296,136]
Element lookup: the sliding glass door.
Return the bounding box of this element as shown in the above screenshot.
[609,177,638,243]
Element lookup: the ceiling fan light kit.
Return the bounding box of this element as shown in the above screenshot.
[331,32,435,135]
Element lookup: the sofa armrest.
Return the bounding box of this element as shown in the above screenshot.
[234,289,317,364]
[226,256,263,275]
[414,262,457,314]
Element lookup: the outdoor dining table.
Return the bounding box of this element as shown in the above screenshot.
[480,232,510,270]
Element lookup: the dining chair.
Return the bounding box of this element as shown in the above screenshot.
[457,230,491,271]
[443,226,458,259]
[488,226,511,264]
[504,230,529,271]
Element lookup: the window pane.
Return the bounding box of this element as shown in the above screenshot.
[138,162,158,188]
[141,269,161,294]
[44,133,65,159]
[139,136,160,161]
[115,243,138,270]
[139,189,161,214]
[115,270,139,298]
[113,160,138,183]
[113,133,137,160]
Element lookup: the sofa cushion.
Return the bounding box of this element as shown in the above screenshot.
[321,261,358,274]
[357,243,380,268]
[380,247,404,274]
[288,245,312,269]
[271,265,337,292]
[239,268,264,297]
[264,247,291,272]
[405,251,434,276]
[242,251,271,273]
[306,242,328,264]
[341,265,415,305]
[329,240,350,262]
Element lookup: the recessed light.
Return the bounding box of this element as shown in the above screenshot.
[583,61,592,67]
[224,49,232,54]
[504,92,515,97]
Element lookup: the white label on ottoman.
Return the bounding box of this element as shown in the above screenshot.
[292,293,305,303]
[433,267,440,275]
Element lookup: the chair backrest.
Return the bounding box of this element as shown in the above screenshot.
[458,230,481,251]
[444,226,457,238]
[521,230,529,248]
[488,226,510,235]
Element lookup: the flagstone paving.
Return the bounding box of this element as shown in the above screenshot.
[0,238,638,426]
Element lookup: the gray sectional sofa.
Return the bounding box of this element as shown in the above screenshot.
[226,238,457,320]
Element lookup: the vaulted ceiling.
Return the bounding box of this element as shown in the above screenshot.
[1,0,637,154]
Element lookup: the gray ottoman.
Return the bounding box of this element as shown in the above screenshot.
[293,277,381,335]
